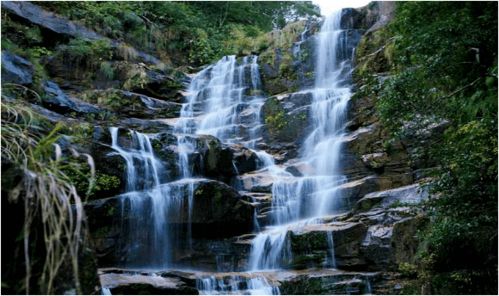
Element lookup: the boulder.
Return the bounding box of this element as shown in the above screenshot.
[86,179,254,239]
[289,222,368,270]
[1,51,33,85]
[194,135,235,179]
[237,171,275,193]
[151,133,235,181]
[2,1,101,40]
[334,176,393,209]
[360,225,393,270]
[230,144,259,175]
[42,81,105,115]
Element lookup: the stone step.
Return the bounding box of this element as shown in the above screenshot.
[99,267,382,295]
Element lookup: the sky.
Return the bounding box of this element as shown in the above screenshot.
[312,0,372,16]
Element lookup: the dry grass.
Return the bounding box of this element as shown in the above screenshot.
[1,87,95,294]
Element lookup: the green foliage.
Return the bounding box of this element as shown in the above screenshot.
[264,98,288,133]
[64,162,121,200]
[99,61,114,80]
[265,110,287,131]
[1,99,94,294]
[399,262,417,277]
[371,2,498,293]
[58,38,113,69]
[38,1,319,66]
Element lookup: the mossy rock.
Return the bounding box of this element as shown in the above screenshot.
[262,96,309,143]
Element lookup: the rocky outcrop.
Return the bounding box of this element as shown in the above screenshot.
[100,269,198,295]
[1,51,34,85]
[42,81,105,115]
[258,20,320,96]
[1,1,160,65]
[81,89,182,119]
[288,183,428,272]
[85,179,255,265]
[262,92,312,147]
[2,1,101,40]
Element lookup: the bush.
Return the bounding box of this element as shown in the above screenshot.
[374,2,498,293]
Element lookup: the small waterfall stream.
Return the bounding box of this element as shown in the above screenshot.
[106,9,365,295]
[247,10,353,272]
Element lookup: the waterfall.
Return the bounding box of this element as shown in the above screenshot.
[110,128,199,268]
[196,275,279,295]
[177,55,265,147]
[248,9,354,271]
[106,9,358,294]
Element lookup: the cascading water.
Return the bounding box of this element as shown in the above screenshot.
[248,10,354,271]
[177,55,265,147]
[106,9,363,294]
[110,128,199,268]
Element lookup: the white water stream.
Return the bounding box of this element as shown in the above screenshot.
[107,9,361,295]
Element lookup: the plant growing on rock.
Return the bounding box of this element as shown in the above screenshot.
[1,97,96,294]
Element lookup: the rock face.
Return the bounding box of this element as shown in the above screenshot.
[43,81,104,115]
[81,89,182,119]
[1,1,161,65]
[85,179,255,265]
[100,269,198,295]
[1,51,34,85]
[2,1,101,40]
[2,1,433,294]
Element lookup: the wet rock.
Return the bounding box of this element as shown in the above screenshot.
[361,225,393,270]
[335,176,393,210]
[278,269,378,295]
[361,152,390,169]
[82,89,182,119]
[355,183,429,212]
[86,128,129,197]
[100,270,198,295]
[84,197,124,265]
[86,179,254,242]
[230,144,259,175]
[118,117,175,133]
[118,62,187,101]
[262,95,310,144]
[188,180,254,237]
[151,133,235,181]
[2,1,101,40]
[392,215,428,266]
[237,171,275,193]
[1,51,33,85]
[194,135,235,179]
[289,222,368,270]
[42,81,105,115]
[29,103,78,123]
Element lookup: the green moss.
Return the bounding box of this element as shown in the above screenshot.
[264,97,288,134]
[265,110,287,131]
[106,204,116,217]
[94,174,121,192]
[214,191,223,205]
